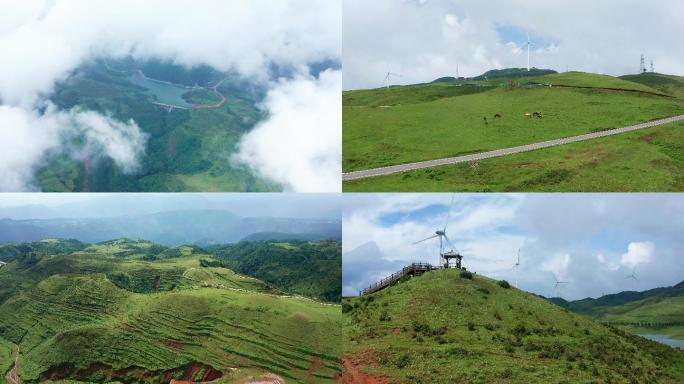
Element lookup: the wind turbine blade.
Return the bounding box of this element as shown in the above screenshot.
[443,234,455,249]
[413,234,439,245]
[443,194,456,232]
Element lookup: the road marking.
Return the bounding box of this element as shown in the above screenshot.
[343,114,684,181]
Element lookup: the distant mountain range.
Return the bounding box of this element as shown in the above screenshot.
[0,209,341,246]
[549,280,684,320]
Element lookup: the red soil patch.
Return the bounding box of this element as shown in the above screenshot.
[306,355,323,384]
[341,355,392,384]
[639,132,658,143]
[391,328,400,335]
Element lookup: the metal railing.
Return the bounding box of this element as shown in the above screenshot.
[360,263,438,296]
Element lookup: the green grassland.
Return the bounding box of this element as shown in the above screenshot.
[345,119,684,191]
[343,269,684,383]
[38,60,279,192]
[0,240,341,383]
[343,71,684,191]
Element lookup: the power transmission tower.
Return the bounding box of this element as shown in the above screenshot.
[640,54,646,73]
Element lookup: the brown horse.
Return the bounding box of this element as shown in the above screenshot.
[494,113,502,119]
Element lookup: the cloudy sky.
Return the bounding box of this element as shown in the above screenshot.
[0,193,341,221]
[0,0,341,192]
[343,194,684,300]
[343,0,684,89]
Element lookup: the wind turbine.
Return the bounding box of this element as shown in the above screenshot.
[626,267,638,281]
[383,69,401,89]
[414,195,456,267]
[552,274,568,298]
[525,33,533,71]
[510,248,520,288]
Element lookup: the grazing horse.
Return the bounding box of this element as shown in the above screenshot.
[494,113,502,119]
[533,111,543,118]
[483,116,489,126]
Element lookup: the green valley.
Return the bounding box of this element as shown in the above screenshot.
[0,239,342,383]
[343,71,684,192]
[552,281,684,344]
[343,268,684,383]
[40,59,278,192]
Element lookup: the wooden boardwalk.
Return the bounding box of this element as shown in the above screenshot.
[360,263,437,296]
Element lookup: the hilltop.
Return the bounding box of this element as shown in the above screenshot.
[0,239,342,383]
[343,70,684,192]
[432,68,557,83]
[343,268,684,383]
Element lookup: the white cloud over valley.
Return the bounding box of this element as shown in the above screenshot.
[0,0,341,190]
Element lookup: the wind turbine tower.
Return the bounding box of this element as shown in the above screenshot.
[526,34,532,71]
[650,60,654,73]
[383,70,401,89]
[511,249,520,288]
[414,195,457,267]
[553,274,568,298]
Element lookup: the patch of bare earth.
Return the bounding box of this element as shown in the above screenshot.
[235,373,287,384]
[639,132,658,143]
[342,353,392,384]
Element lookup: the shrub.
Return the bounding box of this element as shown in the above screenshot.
[476,287,490,295]
[467,322,476,331]
[498,280,511,289]
[460,271,474,280]
[396,354,411,369]
[379,311,391,322]
[341,303,353,313]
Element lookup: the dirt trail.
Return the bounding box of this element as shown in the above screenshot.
[341,358,390,384]
[5,347,19,384]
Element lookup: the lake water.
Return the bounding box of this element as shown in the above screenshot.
[638,334,684,349]
[126,72,194,108]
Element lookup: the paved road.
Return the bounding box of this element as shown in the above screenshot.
[343,114,684,181]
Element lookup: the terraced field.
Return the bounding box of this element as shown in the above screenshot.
[0,240,341,383]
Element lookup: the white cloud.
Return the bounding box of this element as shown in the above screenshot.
[620,241,655,268]
[0,0,341,190]
[0,105,147,191]
[343,0,684,89]
[232,70,341,192]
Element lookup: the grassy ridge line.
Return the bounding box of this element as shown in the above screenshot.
[344,269,684,383]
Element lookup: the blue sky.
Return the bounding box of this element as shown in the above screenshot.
[343,194,684,300]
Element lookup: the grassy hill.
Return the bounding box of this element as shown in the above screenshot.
[0,239,341,383]
[209,240,343,302]
[343,269,684,383]
[343,70,684,192]
[551,281,684,340]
